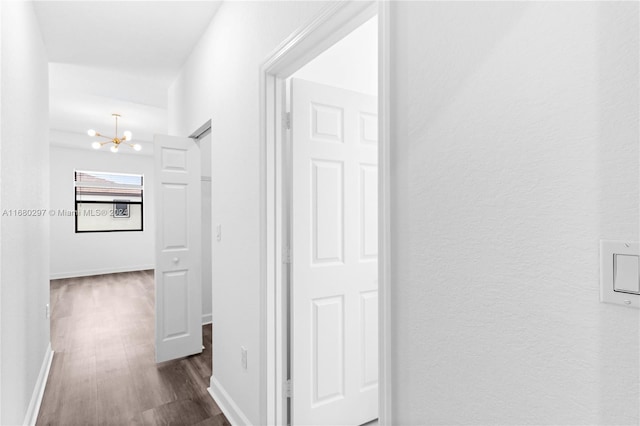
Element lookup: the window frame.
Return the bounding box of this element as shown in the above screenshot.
[74,170,144,233]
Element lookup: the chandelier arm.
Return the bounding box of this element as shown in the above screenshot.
[89,114,132,152]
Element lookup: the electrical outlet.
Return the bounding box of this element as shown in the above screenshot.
[216,224,222,242]
[241,346,247,370]
[45,304,50,319]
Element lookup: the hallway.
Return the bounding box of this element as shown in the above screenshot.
[1,2,639,424]
[36,271,228,426]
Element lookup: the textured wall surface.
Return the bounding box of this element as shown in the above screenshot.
[169,2,329,423]
[390,2,639,424]
[0,1,51,423]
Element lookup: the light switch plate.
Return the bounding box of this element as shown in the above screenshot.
[600,240,640,308]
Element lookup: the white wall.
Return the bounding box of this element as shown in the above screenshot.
[49,142,155,279]
[0,1,51,424]
[293,15,377,96]
[168,2,329,423]
[390,2,639,424]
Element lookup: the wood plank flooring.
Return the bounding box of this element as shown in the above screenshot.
[37,270,229,426]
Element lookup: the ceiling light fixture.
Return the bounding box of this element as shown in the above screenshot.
[88,113,141,153]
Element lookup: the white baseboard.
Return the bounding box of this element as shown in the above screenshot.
[202,313,212,325]
[50,264,155,280]
[208,376,252,426]
[23,344,53,426]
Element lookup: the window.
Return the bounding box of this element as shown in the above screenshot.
[74,170,144,233]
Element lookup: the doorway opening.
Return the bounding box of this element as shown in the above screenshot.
[285,15,379,426]
[259,2,391,425]
[43,119,220,424]
[49,120,213,363]
[190,119,214,330]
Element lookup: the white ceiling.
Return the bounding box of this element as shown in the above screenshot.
[33,1,222,153]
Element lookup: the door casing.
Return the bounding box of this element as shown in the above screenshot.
[258,2,393,425]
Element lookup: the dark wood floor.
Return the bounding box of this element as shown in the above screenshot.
[37,270,229,426]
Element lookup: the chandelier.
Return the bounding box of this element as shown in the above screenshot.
[88,113,141,153]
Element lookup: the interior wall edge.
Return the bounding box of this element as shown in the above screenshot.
[208,375,253,426]
[22,344,53,426]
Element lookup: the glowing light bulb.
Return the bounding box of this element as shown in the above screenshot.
[123,130,133,141]
[91,141,101,150]
[110,145,119,153]
[133,144,142,151]
[87,129,97,137]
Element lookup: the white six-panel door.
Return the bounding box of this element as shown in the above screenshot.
[291,78,378,425]
[154,134,202,363]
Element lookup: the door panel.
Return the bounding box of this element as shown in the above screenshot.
[312,295,345,405]
[312,160,344,264]
[155,134,202,363]
[359,164,378,260]
[360,290,378,390]
[291,78,378,425]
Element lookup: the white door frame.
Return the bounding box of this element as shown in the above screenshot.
[258,1,392,424]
